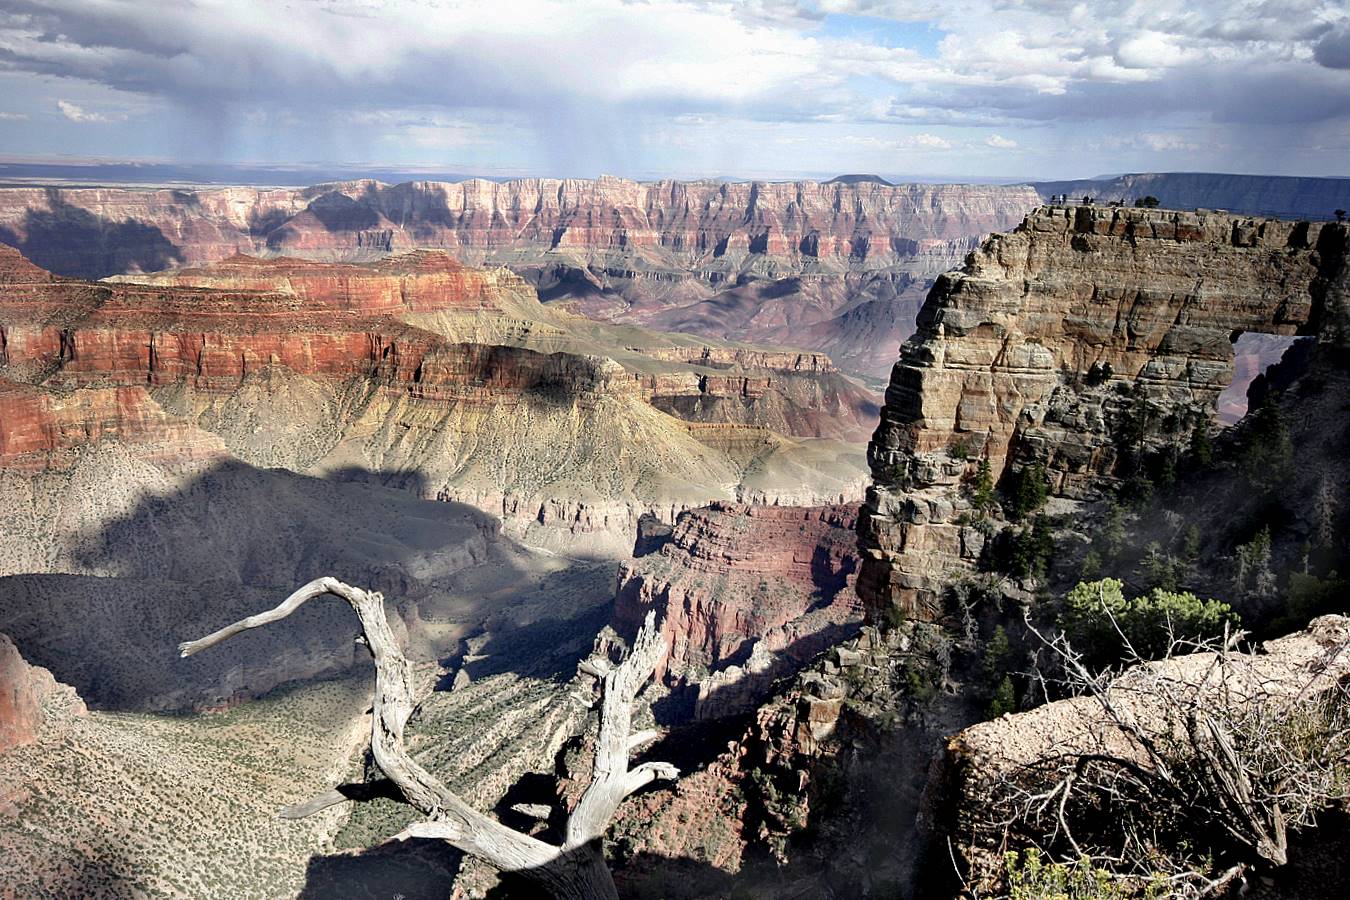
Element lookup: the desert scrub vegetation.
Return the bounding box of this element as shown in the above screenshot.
[985,612,1350,899]
[1002,849,1168,900]
[1058,578,1237,667]
[0,675,372,899]
[177,577,680,900]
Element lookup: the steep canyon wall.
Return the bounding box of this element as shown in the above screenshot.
[858,204,1350,621]
[0,179,1041,379]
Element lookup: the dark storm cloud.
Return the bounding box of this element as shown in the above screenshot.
[0,0,1346,176]
[1316,27,1350,70]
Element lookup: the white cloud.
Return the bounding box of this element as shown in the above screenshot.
[57,100,124,123]
[897,132,954,149]
[1115,32,1202,70]
[985,134,1018,149]
[1140,132,1203,152]
[0,112,28,120]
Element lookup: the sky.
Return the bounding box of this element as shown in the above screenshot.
[0,0,1347,181]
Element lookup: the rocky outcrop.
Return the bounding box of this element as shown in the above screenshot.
[613,502,862,719]
[0,179,1040,378]
[0,633,42,750]
[0,631,84,752]
[0,378,226,471]
[859,206,1350,621]
[924,615,1350,894]
[608,619,951,897]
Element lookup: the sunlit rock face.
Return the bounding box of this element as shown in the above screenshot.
[0,243,879,577]
[858,206,1350,622]
[0,179,1042,379]
[0,634,47,751]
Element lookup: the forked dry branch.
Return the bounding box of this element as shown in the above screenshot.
[179,576,677,900]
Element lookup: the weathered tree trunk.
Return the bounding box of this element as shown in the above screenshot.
[180,576,676,899]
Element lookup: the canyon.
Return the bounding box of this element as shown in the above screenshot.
[589,204,1350,897]
[612,502,861,721]
[4,187,1350,898]
[0,244,872,554]
[1,171,1340,388]
[0,178,1040,381]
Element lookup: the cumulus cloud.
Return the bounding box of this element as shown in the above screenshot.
[985,134,1018,149]
[57,100,124,123]
[1315,27,1350,69]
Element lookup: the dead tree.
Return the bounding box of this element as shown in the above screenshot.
[989,613,1350,897]
[179,576,678,900]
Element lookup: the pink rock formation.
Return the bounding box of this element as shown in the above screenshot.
[614,502,861,719]
[0,179,1042,378]
[0,632,84,752]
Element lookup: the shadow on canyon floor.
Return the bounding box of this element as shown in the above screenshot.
[0,188,183,278]
[0,460,561,712]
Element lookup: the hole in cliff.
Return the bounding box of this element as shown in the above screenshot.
[1218,332,1313,425]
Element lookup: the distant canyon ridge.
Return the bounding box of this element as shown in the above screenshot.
[3,171,1339,383]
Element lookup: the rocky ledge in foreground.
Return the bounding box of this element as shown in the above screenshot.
[0,631,84,753]
[925,614,1350,896]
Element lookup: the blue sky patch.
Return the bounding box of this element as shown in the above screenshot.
[818,14,946,57]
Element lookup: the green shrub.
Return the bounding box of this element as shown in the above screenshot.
[990,515,1055,579]
[983,624,1012,682]
[1188,424,1213,468]
[1059,578,1237,665]
[1238,401,1293,492]
[948,437,972,460]
[988,676,1017,718]
[970,458,997,517]
[1281,571,1350,627]
[1005,463,1051,521]
[1004,849,1168,900]
[1140,541,1185,592]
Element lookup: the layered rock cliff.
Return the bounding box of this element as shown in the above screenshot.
[0,632,82,752]
[0,244,872,553]
[612,502,861,720]
[859,206,1350,621]
[0,178,1041,378]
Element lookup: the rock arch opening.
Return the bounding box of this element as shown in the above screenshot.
[1218,332,1314,425]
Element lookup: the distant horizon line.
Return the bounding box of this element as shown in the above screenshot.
[0,158,1347,190]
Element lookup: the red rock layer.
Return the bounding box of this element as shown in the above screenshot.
[610,504,853,685]
[120,250,527,315]
[0,179,1039,273]
[0,632,83,751]
[0,633,42,750]
[0,378,225,471]
[0,243,631,403]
